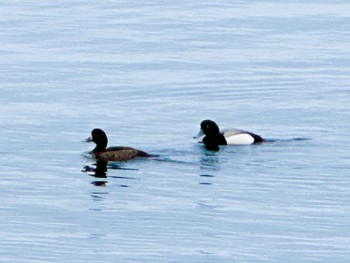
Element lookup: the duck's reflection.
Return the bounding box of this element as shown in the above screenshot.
[82,160,138,186]
[91,181,108,187]
[199,174,215,186]
[81,160,108,186]
[198,149,220,186]
[200,150,220,170]
[94,160,108,178]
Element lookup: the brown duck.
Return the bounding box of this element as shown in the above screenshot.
[85,128,153,162]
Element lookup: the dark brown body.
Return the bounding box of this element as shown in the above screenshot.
[86,128,154,162]
[93,146,151,162]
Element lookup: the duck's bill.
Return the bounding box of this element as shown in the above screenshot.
[84,136,92,142]
[193,129,204,142]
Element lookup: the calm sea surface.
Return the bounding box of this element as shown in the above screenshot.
[1,1,350,262]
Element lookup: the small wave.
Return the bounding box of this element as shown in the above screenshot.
[264,137,310,143]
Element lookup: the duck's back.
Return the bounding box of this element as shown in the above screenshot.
[95,146,150,162]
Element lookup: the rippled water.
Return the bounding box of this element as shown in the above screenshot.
[1,1,350,262]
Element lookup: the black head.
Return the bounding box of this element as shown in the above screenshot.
[200,120,226,151]
[200,120,221,136]
[85,128,108,152]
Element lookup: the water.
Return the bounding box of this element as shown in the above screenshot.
[1,1,350,262]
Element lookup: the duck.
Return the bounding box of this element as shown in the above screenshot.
[85,128,153,162]
[194,120,264,151]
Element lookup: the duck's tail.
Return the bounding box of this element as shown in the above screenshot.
[137,150,159,158]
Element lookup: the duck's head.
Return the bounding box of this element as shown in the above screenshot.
[200,120,220,136]
[85,128,108,152]
[200,120,224,151]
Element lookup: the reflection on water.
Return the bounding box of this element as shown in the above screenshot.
[82,159,140,187]
[90,192,108,201]
[200,151,221,171]
[199,174,215,186]
[91,181,108,187]
[199,174,215,178]
[82,160,108,186]
[87,160,108,178]
[199,182,212,186]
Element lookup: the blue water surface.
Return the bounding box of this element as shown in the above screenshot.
[0,1,350,262]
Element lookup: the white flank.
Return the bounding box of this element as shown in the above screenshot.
[225,133,254,145]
